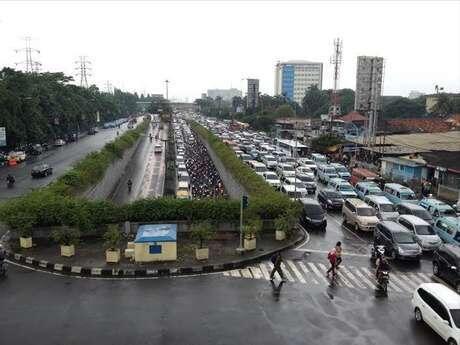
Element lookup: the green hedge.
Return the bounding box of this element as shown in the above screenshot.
[190,121,300,219]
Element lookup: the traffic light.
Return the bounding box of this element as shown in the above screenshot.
[242,195,249,209]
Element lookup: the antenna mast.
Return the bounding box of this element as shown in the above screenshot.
[329,38,343,117]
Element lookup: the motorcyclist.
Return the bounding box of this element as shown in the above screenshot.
[127,178,133,192]
[149,133,153,143]
[6,174,15,186]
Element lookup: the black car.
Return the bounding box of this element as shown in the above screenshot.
[374,221,422,261]
[317,189,344,210]
[299,198,327,230]
[433,244,460,293]
[31,164,53,178]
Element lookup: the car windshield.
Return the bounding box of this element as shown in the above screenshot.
[413,209,432,221]
[339,184,353,191]
[380,204,395,212]
[265,174,277,180]
[400,192,416,200]
[415,225,435,235]
[394,232,415,244]
[255,166,266,172]
[336,167,348,173]
[299,175,314,182]
[325,191,341,199]
[325,168,335,174]
[288,191,303,198]
[441,208,456,216]
[369,189,384,196]
[304,204,324,216]
[266,157,276,161]
[450,309,460,328]
[283,166,294,171]
[357,208,376,216]
[303,160,314,165]
[454,232,460,243]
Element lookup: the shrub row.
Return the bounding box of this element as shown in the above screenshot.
[190,121,301,219]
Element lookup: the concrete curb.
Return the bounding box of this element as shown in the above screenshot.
[4,231,305,279]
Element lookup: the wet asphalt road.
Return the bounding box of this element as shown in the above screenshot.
[0,124,129,203]
[0,264,443,345]
[111,122,167,204]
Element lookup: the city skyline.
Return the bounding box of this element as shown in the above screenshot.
[0,1,459,101]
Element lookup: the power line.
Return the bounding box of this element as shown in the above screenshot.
[75,56,92,88]
[15,36,41,73]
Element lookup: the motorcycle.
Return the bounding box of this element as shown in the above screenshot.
[377,270,389,295]
[371,245,390,296]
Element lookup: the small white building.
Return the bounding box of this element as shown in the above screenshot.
[134,224,177,262]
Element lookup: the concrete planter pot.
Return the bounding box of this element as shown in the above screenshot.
[60,245,75,257]
[19,237,33,249]
[276,230,286,241]
[195,247,209,261]
[106,249,121,263]
[244,237,256,251]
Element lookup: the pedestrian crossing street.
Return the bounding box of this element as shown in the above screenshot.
[222,260,434,294]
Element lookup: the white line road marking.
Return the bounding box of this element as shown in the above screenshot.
[407,273,427,286]
[264,262,281,282]
[360,267,398,292]
[308,262,329,285]
[318,262,344,287]
[397,273,422,290]
[340,266,365,289]
[258,263,271,280]
[389,273,413,292]
[230,270,241,278]
[223,271,230,276]
[350,266,376,289]
[294,248,368,258]
[241,268,252,278]
[416,272,433,283]
[298,262,319,285]
[286,260,306,284]
[249,267,263,280]
[279,262,295,282]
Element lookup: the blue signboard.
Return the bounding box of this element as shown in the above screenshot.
[0,127,6,147]
[149,244,162,254]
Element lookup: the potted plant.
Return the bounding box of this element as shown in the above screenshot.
[103,224,122,263]
[10,212,35,249]
[51,228,80,257]
[243,218,262,251]
[274,208,299,241]
[191,222,215,260]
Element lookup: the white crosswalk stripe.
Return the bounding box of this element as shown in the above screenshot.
[222,260,432,294]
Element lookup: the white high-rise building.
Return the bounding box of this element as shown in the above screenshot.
[274,60,323,104]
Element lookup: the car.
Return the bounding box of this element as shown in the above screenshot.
[435,217,460,245]
[374,221,422,261]
[261,154,277,169]
[364,195,399,221]
[419,198,457,219]
[342,198,379,232]
[280,184,304,200]
[154,144,163,153]
[355,181,384,200]
[296,166,315,179]
[8,150,27,162]
[54,139,66,146]
[330,163,351,181]
[311,153,328,165]
[31,164,53,178]
[412,283,460,344]
[263,171,281,189]
[317,164,339,184]
[383,183,418,205]
[249,161,268,177]
[433,245,460,293]
[296,174,316,194]
[328,178,358,199]
[276,163,295,179]
[398,215,442,251]
[87,128,98,135]
[283,177,309,197]
[297,158,317,172]
[317,189,344,211]
[397,202,434,225]
[299,198,327,230]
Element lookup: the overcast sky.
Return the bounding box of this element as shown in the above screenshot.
[0,0,459,101]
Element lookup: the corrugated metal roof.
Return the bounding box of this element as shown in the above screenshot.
[135,224,177,243]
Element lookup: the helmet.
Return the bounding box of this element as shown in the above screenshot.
[376,245,385,257]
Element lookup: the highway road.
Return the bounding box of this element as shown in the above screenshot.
[0,124,129,202]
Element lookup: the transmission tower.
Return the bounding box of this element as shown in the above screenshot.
[164,79,170,100]
[75,56,92,88]
[328,38,343,118]
[105,81,113,94]
[15,37,41,73]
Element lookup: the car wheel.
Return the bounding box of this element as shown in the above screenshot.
[433,263,439,276]
[414,308,423,323]
[448,339,458,345]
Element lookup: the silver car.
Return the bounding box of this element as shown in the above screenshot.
[397,215,442,251]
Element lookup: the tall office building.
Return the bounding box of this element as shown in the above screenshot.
[206,88,242,101]
[354,56,384,145]
[247,79,259,110]
[274,60,323,104]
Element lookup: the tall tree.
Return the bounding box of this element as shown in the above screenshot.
[301,85,329,117]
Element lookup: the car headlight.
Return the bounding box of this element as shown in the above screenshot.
[398,247,405,254]
[327,200,332,204]
[305,216,311,221]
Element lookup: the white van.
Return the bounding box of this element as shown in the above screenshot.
[364,195,399,221]
[250,161,268,177]
[311,153,328,165]
[328,178,358,199]
[384,183,418,205]
[317,164,339,184]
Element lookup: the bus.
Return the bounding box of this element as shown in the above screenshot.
[274,139,308,157]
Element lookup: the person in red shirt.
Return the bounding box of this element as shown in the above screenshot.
[326,248,337,278]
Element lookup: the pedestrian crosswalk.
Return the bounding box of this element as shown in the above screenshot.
[222,260,434,294]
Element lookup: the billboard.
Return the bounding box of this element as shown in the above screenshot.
[0,127,6,147]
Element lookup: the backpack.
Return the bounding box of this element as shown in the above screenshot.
[327,250,336,262]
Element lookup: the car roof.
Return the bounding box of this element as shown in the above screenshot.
[282,184,297,191]
[438,217,460,228]
[299,198,321,206]
[398,214,429,225]
[439,244,460,259]
[384,183,414,193]
[346,198,369,207]
[379,220,409,233]
[365,195,392,204]
[399,202,425,210]
[420,198,447,206]
[418,283,460,309]
[322,188,341,195]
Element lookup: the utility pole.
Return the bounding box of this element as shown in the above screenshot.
[328,38,343,123]
[165,79,170,100]
[15,37,41,73]
[75,56,91,88]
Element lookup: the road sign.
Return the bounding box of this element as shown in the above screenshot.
[0,127,6,147]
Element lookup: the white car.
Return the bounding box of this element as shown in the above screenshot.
[154,144,163,153]
[298,158,317,172]
[263,171,281,189]
[276,163,295,179]
[296,166,315,179]
[54,139,66,146]
[412,283,460,344]
[262,155,278,169]
[283,177,308,197]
